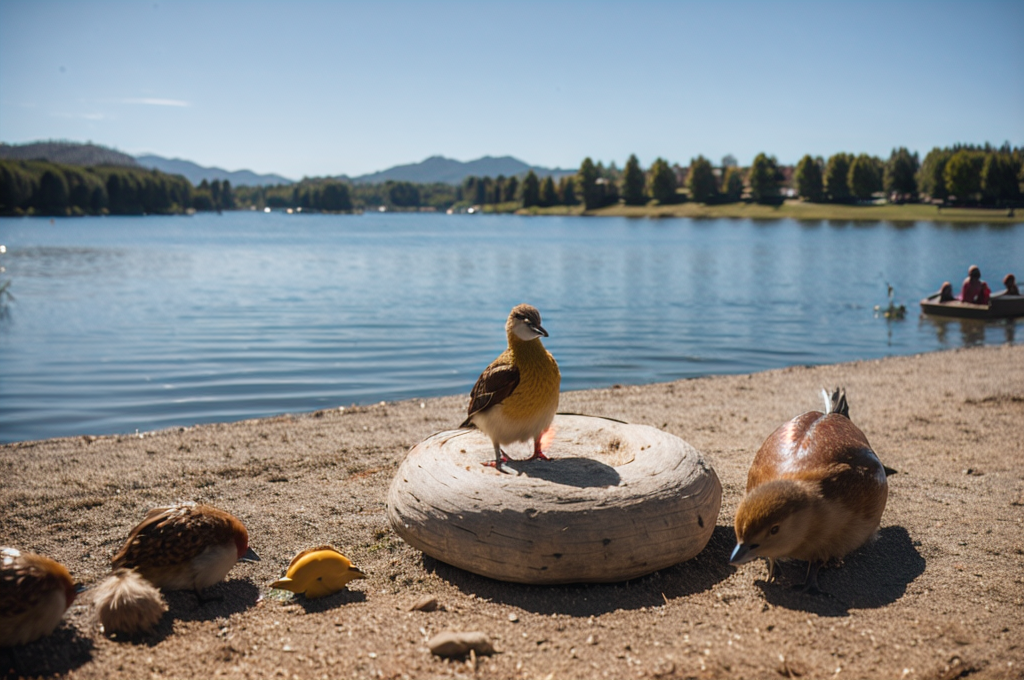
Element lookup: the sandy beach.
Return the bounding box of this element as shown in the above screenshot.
[2,343,1022,680]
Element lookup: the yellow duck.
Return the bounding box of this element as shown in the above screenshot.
[270,546,366,598]
[461,304,561,471]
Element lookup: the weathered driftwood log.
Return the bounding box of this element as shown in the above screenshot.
[387,414,721,584]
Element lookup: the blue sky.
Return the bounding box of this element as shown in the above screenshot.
[1,0,1022,180]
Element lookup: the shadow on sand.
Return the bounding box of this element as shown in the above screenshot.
[423,524,735,617]
[0,623,94,678]
[102,578,262,647]
[755,525,925,616]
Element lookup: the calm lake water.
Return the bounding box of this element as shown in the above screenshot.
[0,212,1021,443]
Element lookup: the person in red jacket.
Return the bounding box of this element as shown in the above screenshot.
[960,265,990,305]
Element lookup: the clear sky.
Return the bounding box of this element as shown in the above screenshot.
[1,0,1022,180]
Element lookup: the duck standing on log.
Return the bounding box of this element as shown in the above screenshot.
[461,304,561,472]
[730,388,889,592]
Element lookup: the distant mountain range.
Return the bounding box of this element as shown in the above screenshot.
[135,155,294,187]
[347,155,575,185]
[0,141,139,168]
[1,141,573,187]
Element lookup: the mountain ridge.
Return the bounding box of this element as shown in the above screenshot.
[348,155,575,185]
[1,140,575,187]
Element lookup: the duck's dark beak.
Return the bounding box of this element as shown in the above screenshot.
[240,547,261,563]
[530,322,548,337]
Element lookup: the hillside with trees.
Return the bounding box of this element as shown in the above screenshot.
[2,140,1021,218]
[0,141,138,168]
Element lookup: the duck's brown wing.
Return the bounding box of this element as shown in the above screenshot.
[112,503,234,569]
[0,550,71,616]
[461,358,520,426]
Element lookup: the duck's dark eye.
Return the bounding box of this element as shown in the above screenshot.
[770,525,780,535]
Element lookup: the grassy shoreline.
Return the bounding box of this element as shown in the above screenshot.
[514,200,1023,223]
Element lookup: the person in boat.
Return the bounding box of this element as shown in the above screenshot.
[1001,273,1020,296]
[938,281,955,302]
[960,265,991,305]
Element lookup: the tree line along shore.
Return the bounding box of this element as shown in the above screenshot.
[1,143,1022,222]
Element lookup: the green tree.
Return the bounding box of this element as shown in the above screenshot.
[981,153,1021,203]
[320,181,353,211]
[558,176,577,205]
[824,153,852,202]
[794,155,824,202]
[747,153,780,203]
[386,181,420,207]
[538,176,557,207]
[848,154,882,201]
[621,154,646,205]
[520,170,540,208]
[577,158,602,209]
[883,147,919,200]
[646,157,677,204]
[687,155,718,204]
[503,176,518,202]
[917,147,953,201]
[720,166,744,203]
[0,161,36,212]
[37,169,70,214]
[944,150,981,202]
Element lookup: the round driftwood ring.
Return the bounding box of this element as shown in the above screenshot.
[386,414,721,584]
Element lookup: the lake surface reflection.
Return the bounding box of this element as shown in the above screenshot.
[0,212,1020,443]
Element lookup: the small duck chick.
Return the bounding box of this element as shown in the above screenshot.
[731,388,888,591]
[0,547,77,647]
[111,502,259,600]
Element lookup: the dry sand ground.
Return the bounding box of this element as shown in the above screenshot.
[2,344,1023,680]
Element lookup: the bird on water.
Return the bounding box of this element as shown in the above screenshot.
[461,304,561,472]
[111,502,259,600]
[730,388,889,592]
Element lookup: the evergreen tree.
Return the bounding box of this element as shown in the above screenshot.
[386,181,420,207]
[824,153,852,202]
[220,180,235,209]
[621,154,646,205]
[794,155,824,202]
[37,169,70,214]
[520,170,540,208]
[558,176,577,205]
[748,153,780,203]
[944,150,981,202]
[686,156,718,204]
[720,166,744,203]
[848,154,882,201]
[577,158,602,209]
[210,179,222,209]
[320,181,353,211]
[981,153,1021,203]
[917,148,953,201]
[503,176,518,202]
[646,157,677,204]
[538,176,557,207]
[883,147,919,200]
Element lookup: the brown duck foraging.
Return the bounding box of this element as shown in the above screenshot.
[461,304,561,471]
[0,547,77,647]
[731,388,888,591]
[112,502,259,598]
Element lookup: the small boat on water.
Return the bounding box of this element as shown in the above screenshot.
[920,292,1024,319]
